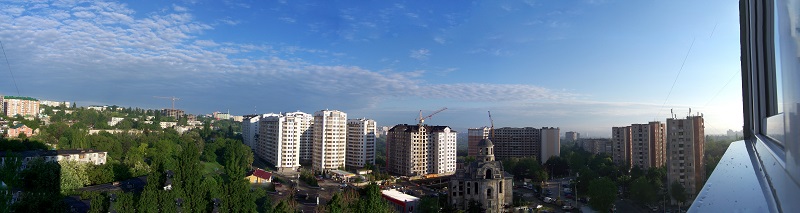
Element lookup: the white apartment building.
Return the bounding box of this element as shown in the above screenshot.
[312,110,347,171]
[257,112,313,172]
[429,126,457,175]
[346,118,377,169]
[242,115,261,150]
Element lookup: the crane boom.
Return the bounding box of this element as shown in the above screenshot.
[488,111,494,139]
[153,96,181,110]
[417,107,447,124]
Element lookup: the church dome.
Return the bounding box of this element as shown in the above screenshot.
[477,138,493,147]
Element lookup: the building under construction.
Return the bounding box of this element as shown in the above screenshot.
[386,124,457,177]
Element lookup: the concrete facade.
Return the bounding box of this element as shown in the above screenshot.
[612,126,632,169]
[467,127,489,157]
[258,112,313,172]
[540,127,560,164]
[630,122,667,170]
[346,118,377,169]
[430,126,457,175]
[2,96,39,118]
[386,124,457,177]
[666,115,705,201]
[312,110,347,171]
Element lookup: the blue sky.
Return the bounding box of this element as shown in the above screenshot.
[0,0,742,137]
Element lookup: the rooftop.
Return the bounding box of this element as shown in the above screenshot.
[381,189,419,202]
[2,96,38,101]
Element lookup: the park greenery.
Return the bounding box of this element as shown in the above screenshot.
[0,105,391,212]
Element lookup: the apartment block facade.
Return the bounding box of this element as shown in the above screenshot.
[565,131,580,142]
[2,96,39,118]
[666,115,705,201]
[312,110,347,171]
[580,139,612,155]
[386,124,457,177]
[257,112,313,171]
[540,127,560,163]
[630,122,667,170]
[429,126,457,175]
[241,114,261,150]
[491,127,540,160]
[612,126,632,168]
[346,118,377,169]
[467,127,490,157]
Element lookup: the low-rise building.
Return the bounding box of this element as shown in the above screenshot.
[246,169,273,185]
[0,149,107,170]
[160,121,177,129]
[107,117,125,127]
[382,189,420,213]
[5,124,33,138]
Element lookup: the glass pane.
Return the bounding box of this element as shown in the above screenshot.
[775,0,784,113]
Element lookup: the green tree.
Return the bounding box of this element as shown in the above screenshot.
[588,177,617,212]
[420,196,441,213]
[352,183,393,213]
[87,164,115,185]
[671,181,687,206]
[60,160,91,194]
[629,177,657,205]
[222,140,253,179]
[327,193,347,213]
[21,158,60,194]
[175,141,207,212]
[114,192,137,213]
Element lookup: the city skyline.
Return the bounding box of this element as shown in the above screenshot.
[0,0,742,137]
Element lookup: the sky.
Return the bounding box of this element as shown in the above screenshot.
[0,0,743,137]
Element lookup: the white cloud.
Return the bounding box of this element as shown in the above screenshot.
[173,5,188,12]
[433,36,446,44]
[0,0,583,118]
[279,17,296,23]
[409,48,430,60]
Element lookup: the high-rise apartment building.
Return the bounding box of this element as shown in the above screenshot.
[666,115,705,201]
[2,96,39,117]
[346,118,377,169]
[565,131,580,142]
[491,127,540,160]
[540,127,560,163]
[386,124,457,176]
[612,126,632,168]
[467,127,490,157]
[257,112,313,172]
[312,110,347,171]
[242,114,261,150]
[630,122,667,170]
[429,126,457,175]
[580,139,612,155]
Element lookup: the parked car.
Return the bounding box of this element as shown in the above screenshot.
[543,197,554,203]
[562,205,574,210]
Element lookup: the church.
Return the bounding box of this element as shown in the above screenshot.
[448,137,513,212]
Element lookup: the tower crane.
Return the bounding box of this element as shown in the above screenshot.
[153,96,180,110]
[417,107,447,125]
[488,111,495,139]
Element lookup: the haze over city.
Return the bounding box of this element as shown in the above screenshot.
[0,0,742,137]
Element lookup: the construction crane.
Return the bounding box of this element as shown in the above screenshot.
[417,107,447,125]
[153,96,180,110]
[488,111,495,139]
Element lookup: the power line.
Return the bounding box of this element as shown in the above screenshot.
[657,38,695,120]
[0,40,20,96]
[703,71,738,108]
